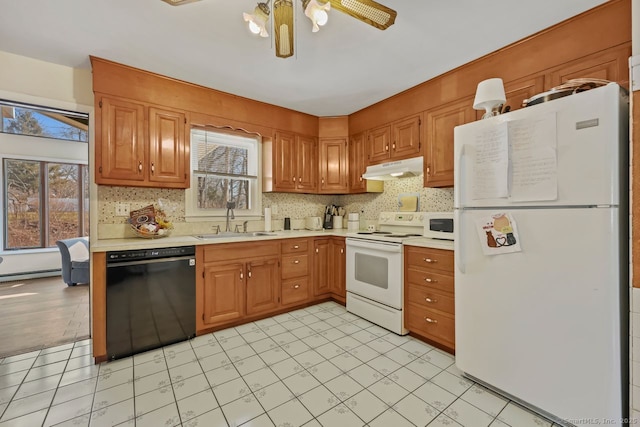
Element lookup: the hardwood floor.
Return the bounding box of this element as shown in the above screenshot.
[0,276,89,358]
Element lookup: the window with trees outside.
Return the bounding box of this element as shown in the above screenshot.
[1,100,89,250]
[187,127,260,218]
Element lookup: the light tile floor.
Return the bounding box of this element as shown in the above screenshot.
[0,301,561,427]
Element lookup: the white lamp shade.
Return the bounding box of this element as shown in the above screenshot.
[304,0,331,32]
[473,78,506,111]
[243,5,269,38]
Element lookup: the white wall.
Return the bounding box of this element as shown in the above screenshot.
[631,0,639,419]
[0,51,93,278]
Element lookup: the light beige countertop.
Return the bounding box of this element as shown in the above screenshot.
[403,237,454,251]
[90,229,351,252]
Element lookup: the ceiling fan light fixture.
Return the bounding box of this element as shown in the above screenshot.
[327,0,396,30]
[243,2,271,37]
[274,0,294,58]
[303,0,331,32]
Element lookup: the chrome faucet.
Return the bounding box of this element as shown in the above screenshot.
[225,201,236,232]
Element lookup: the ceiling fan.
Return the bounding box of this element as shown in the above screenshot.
[162,0,397,59]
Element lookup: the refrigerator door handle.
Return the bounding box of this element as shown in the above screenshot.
[454,209,465,274]
[453,143,466,208]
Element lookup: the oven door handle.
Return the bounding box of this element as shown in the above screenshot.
[346,238,402,253]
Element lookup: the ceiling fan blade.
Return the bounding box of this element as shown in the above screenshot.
[328,0,397,30]
[274,0,294,58]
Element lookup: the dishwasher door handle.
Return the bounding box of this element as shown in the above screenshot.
[106,256,195,268]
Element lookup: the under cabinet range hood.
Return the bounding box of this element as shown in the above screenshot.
[362,156,424,180]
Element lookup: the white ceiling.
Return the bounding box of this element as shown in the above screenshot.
[0,0,608,116]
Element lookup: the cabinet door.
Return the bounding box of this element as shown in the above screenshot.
[547,46,630,89]
[97,96,145,184]
[499,75,546,116]
[424,97,475,188]
[274,131,297,191]
[319,138,348,194]
[297,135,317,192]
[148,107,188,187]
[330,238,346,300]
[202,262,245,326]
[368,125,391,164]
[392,115,421,160]
[313,238,331,296]
[349,132,367,193]
[246,257,280,316]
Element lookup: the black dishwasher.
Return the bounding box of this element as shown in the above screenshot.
[106,246,196,360]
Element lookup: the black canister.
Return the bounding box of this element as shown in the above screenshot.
[284,217,291,230]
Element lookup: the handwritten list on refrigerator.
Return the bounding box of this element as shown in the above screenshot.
[471,112,558,202]
[472,122,509,200]
[508,112,558,201]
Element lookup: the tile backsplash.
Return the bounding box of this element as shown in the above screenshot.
[97,175,453,239]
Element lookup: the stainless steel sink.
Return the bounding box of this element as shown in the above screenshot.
[193,231,278,240]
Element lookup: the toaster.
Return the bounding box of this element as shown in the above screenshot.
[305,216,323,230]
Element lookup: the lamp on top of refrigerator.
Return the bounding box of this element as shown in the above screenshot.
[473,78,506,119]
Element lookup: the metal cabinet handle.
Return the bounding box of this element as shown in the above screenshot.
[426,165,431,175]
[340,248,344,254]
[385,145,389,151]
[293,284,300,289]
[423,258,437,263]
[151,162,155,175]
[293,245,299,249]
[298,177,301,182]
[424,277,437,283]
[359,176,363,182]
[315,248,319,253]
[248,270,252,278]
[425,317,438,324]
[392,143,396,149]
[293,260,300,264]
[321,178,325,184]
[138,161,143,172]
[240,272,244,280]
[425,297,437,303]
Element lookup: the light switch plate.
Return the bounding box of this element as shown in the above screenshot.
[115,202,130,217]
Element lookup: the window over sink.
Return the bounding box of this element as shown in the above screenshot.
[185,127,262,219]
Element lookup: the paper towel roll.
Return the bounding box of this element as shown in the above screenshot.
[264,207,272,231]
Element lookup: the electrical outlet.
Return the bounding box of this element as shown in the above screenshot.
[115,202,130,217]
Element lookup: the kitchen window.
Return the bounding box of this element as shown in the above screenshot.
[186,127,261,218]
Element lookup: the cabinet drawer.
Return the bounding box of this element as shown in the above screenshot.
[281,239,309,254]
[407,284,454,315]
[406,268,454,294]
[204,241,279,263]
[406,303,455,346]
[282,277,310,305]
[281,254,309,279]
[406,247,453,273]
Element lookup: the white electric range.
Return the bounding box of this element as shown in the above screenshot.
[345,212,426,335]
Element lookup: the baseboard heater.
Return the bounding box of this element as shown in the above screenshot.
[0,269,61,282]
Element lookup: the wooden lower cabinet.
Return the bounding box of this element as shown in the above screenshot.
[404,245,455,352]
[313,238,331,296]
[246,257,280,316]
[202,261,245,326]
[329,237,346,301]
[281,239,311,307]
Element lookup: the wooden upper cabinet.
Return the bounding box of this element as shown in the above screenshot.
[424,97,475,188]
[269,131,317,193]
[273,131,297,191]
[297,135,318,192]
[319,138,348,194]
[392,115,422,159]
[97,96,145,183]
[368,115,421,165]
[148,107,188,185]
[547,45,631,89]
[368,125,391,164]
[495,75,546,117]
[349,132,367,193]
[96,95,189,189]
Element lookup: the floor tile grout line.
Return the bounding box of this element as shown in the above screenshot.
[0,348,41,423]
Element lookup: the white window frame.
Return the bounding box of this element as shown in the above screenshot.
[185,127,262,220]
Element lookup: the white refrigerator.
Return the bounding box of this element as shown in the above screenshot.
[453,83,629,426]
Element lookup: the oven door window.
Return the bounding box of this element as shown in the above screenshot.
[354,253,388,289]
